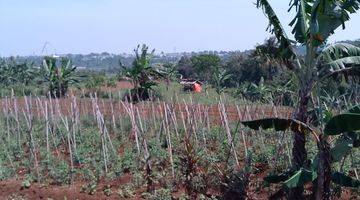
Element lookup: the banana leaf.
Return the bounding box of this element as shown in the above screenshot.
[264,169,296,183]
[284,168,317,188]
[324,113,360,135]
[332,172,360,187]
[330,136,353,162]
[242,118,314,135]
[348,105,360,114]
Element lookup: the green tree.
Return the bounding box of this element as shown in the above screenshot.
[253,37,288,80]
[242,77,273,102]
[213,68,232,94]
[177,56,194,79]
[190,54,221,83]
[256,0,360,198]
[120,44,162,102]
[242,105,360,199]
[42,56,78,98]
[0,58,36,86]
[224,38,284,88]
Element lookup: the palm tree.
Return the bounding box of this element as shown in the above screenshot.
[0,58,36,86]
[254,0,360,198]
[242,105,360,199]
[42,56,78,98]
[213,68,232,95]
[121,44,162,102]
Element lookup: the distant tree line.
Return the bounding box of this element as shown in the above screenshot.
[0,38,359,105]
[174,37,359,106]
[177,37,285,87]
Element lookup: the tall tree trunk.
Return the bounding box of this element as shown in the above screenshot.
[289,87,311,199]
[314,135,331,200]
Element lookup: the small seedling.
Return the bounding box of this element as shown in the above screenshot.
[21,179,31,189]
[103,185,112,196]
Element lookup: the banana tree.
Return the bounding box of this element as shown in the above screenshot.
[242,105,360,199]
[42,56,78,98]
[213,68,232,94]
[120,44,163,102]
[256,0,360,198]
[0,58,36,86]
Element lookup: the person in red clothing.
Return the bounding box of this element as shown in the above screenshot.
[193,82,202,93]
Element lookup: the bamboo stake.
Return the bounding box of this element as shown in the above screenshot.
[167,104,180,140]
[121,101,140,154]
[220,102,239,166]
[38,98,50,155]
[236,105,248,158]
[109,94,117,133]
[63,116,74,185]
[11,93,21,150]
[163,104,175,179]
[23,96,40,180]
[3,97,10,141]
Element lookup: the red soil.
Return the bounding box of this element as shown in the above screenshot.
[0,164,356,200]
[0,174,133,200]
[0,97,293,127]
[101,81,134,92]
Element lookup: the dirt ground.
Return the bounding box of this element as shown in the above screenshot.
[0,174,133,200]
[0,82,355,200]
[0,168,357,200]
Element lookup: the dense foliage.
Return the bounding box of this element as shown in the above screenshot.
[0,57,37,86]
[42,56,79,98]
[251,0,360,199]
[120,44,163,102]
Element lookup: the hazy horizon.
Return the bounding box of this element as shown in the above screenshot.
[1,0,360,57]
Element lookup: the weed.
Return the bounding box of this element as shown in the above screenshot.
[117,184,135,198]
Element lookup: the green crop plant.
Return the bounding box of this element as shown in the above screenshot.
[255,0,360,198]
[242,104,360,199]
[42,56,78,98]
[120,44,163,102]
[0,58,36,86]
[213,68,232,95]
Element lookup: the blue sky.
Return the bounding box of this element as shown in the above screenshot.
[1,0,360,56]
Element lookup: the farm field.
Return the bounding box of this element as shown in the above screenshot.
[0,85,359,199]
[0,54,359,200]
[2,0,360,199]
[0,89,295,199]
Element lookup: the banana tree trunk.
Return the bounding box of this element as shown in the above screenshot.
[289,86,312,199]
[290,80,331,199]
[314,135,331,200]
[293,88,310,166]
